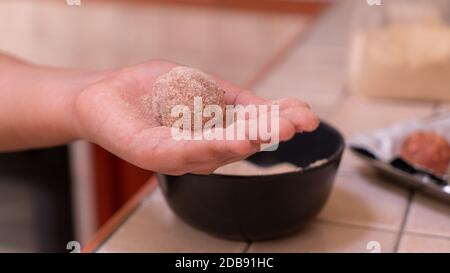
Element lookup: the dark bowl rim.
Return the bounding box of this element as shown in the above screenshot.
[178,120,346,180]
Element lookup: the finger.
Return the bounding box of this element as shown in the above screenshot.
[273,98,311,110]
[189,145,260,175]
[280,107,320,132]
[248,110,296,145]
[278,116,297,141]
[144,127,257,170]
[270,98,319,132]
[213,77,267,105]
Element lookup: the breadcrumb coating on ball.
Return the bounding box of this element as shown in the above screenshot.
[152,66,225,129]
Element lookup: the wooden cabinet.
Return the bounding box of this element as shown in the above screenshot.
[93,146,151,226]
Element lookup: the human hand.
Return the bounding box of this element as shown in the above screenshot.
[74,60,319,175]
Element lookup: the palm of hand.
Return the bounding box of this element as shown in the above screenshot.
[75,61,318,175]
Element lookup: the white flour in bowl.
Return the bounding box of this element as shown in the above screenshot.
[214,158,329,176]
[213,160,302,176]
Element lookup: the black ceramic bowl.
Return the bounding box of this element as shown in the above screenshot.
[157,121,345,241]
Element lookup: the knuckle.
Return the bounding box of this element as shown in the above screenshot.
[232,141,253,156]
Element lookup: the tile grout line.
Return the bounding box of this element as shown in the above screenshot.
[393,189,415,253]
[242,241,252,253]
[432,100,440,113]
[85,180,158,252]
[315,218,399,235]
[403,230,450,241]
[92,200,145,252]
[335,170,369,178]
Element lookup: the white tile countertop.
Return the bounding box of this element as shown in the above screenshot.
[86,1,449,253]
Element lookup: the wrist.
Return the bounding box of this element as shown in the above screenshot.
[37,66,111,143]
[64,69,113,141]
[0,55,113,150]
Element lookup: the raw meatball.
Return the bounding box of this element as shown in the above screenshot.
[152,66,225,129]
[400,131,450,175]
